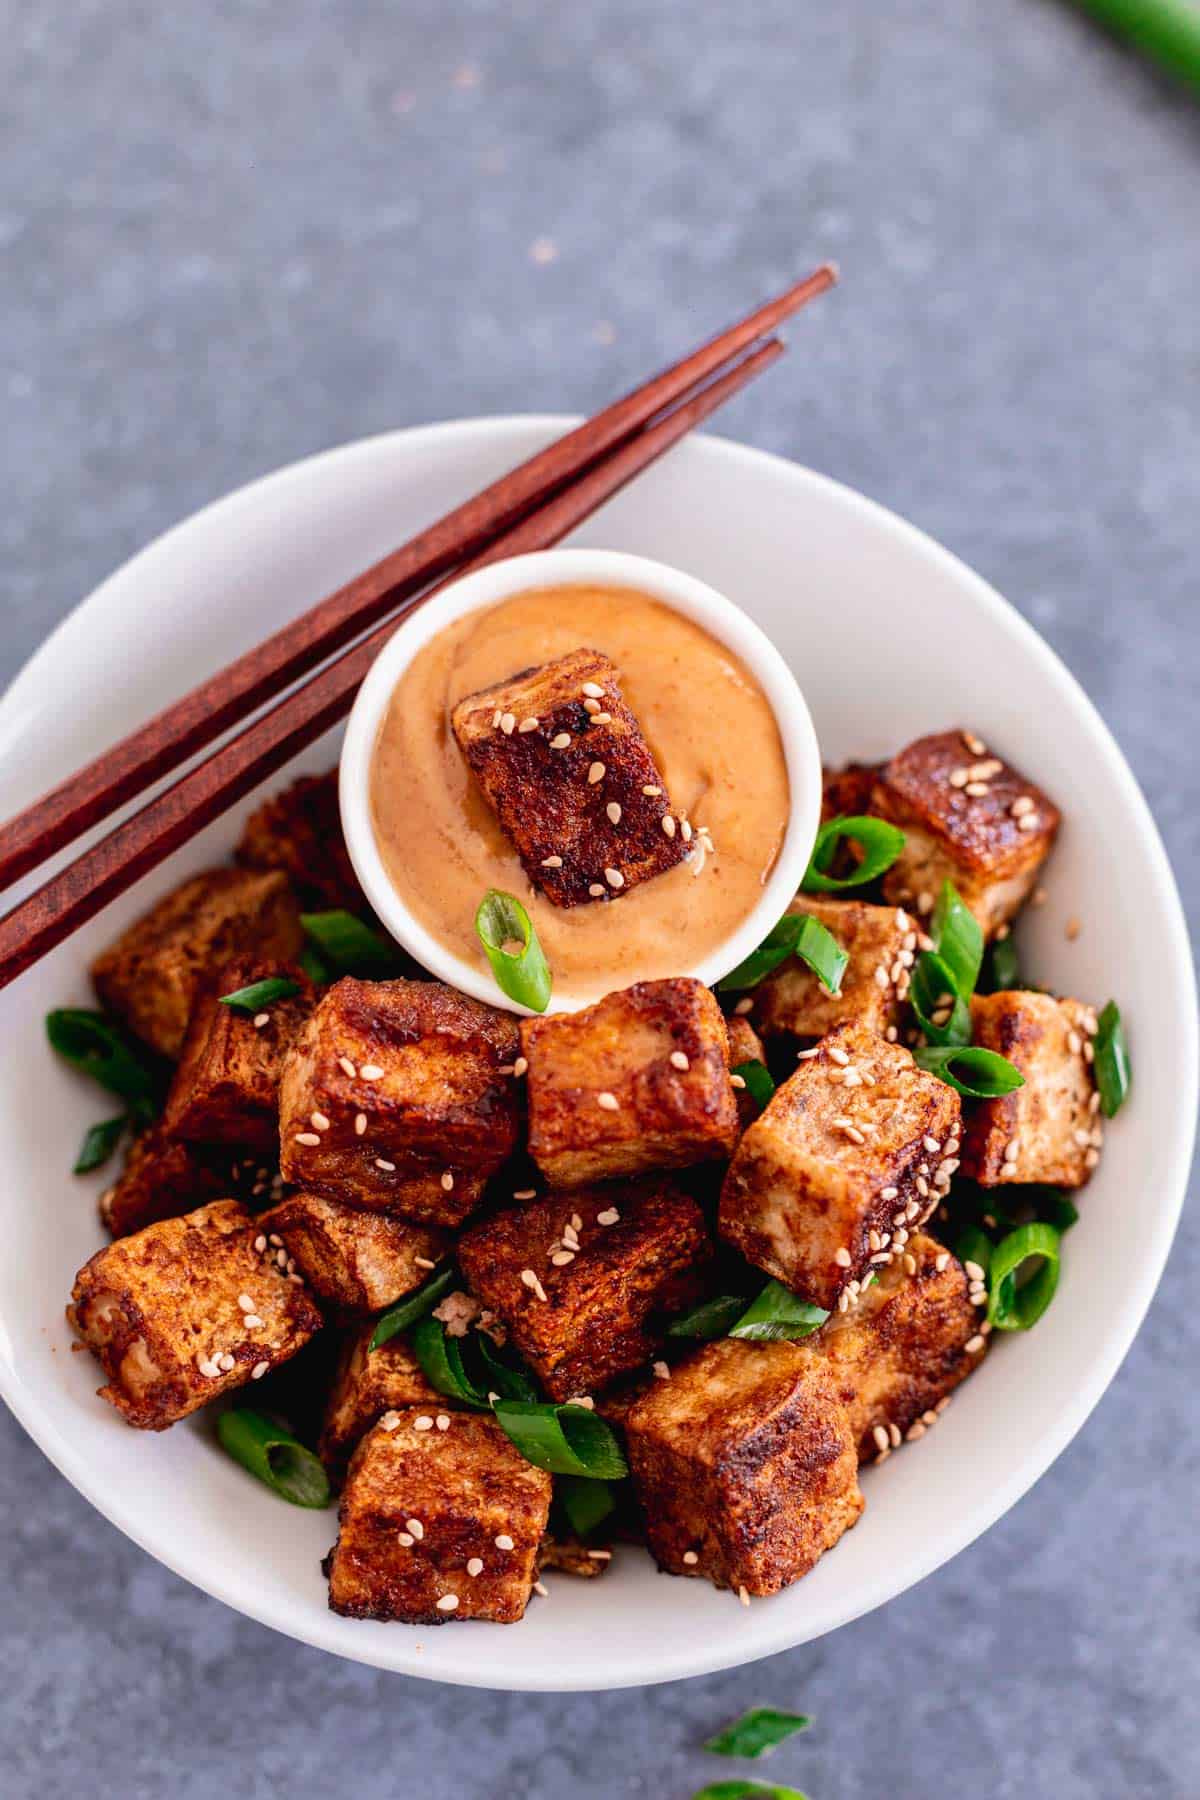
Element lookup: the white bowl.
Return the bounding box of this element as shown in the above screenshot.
[338,546,821,1012]
[0,416,1193,1692]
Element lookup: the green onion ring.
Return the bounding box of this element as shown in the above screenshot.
[475,889,552,1013]
[914,1045,1025,1098]
[801,814,906,892]
[492,1400,628,1479]
[216,1408,331,1508]
[986,1222,1061,1330]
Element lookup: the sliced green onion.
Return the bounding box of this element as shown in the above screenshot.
[409,1315,490,1409]
[474,1331,539,1402]
[930,880,984,998]
[475,889,552,1013]
[914,1045,1025,1099]
[801,814,906,893]
[732,1061,776,1111]
[1030,1186,1079,1234]
[46,1008,162,1125]
[73,1114,127,1175]
[703,1708,813,1759]
[369,1264,458,1351]
[1094,1000,1131,1118]
[692,1782,812,1800]
[667,1294,752,1341]
[556,1474,618,1539]
[908,953,972,1047]
[218,975,302,1014]
[954,1224,993,1277]
[986,1222,1061,1331]
[298,943,332,984]
[983,935,1020,993]
[216,1408,331,1508]
[729,1280,829,1342]
[492,1400,628,1479]
[300,910,405,979]
[719,913,847,995]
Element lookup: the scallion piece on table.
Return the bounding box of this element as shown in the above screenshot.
[218,975,302,1014]
[369,1263,459,1351]
[492,1400,628,1479]
[46,1008,162,1125]
[719,913,847,995]
[556,1473,618,1539]
[691,1782,812,1800]
[908,952,972,1047]
[986,1221,1062,1331]
[732,1060,776,1111]
[930,880,984,998]
[1093,999,1131,1118]
[216,1408,331,1508]
[475,889,552,1013]
[729,1280,829,1342]
[409,1315,491,1408]
[703,1707,813,1759]
[300,910,405,979]
[801,814,906,892]
[73,1114,127,1175]
[667,1293,753,1341]
[913,1045,1025,1098]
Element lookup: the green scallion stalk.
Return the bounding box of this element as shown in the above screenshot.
[475,889,552,1013]
[986,1221,1062,1330]
[703,1708,813,1759]
[1093,1000,1131,1118]
[1031,1187,1079,1234]
[729,1280,829,1342]
[300,910,405,979]
[954,1224,994,1277]
[908,952,972,1047]
[73,1114,127,1175]
[556,1473,618,1539]
[408,1315,491,1408]
[492,1400,628,1479]
[732,1061,776,1111]
[913,1045,1025,1099]
[216,1408,331,1507]
[218,975,302,1014]
[719,913,847,995]
[691,1782,812,1800]
[801,815,906,892]
[1073,0,1200,96]
[931,881,984,998]
[982,934,1020,993]
[473,1331,540,1402]
[667,1293,753,1341]
[369,1264,459,1351]
[46,1008,162,1126]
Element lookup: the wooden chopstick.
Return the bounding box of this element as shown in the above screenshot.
[0,335,785,992]
[0,264,836,893]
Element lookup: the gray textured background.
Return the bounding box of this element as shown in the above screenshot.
[3,2,1198,1795]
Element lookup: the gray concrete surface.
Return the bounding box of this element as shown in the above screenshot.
[2,2,1198,1795]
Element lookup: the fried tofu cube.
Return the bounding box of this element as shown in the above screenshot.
[751,897,912,1044]
[99,1124,227,1238]
[451,648,687,907]
[960,990,1102,1187]
[459,1180,710,1400]
[522,978,738,1188]
[726,1012,768,1131]
[162,955,313,1152]
[278,978,521,1223]
[870,731,1060,937]
[67,1199,321,1429]
[624,1338,863,1594]
[822,760,885,821]
[325,1410,551,1623]
[319,1324,450,1479]
[719,1023,962,1311]
[92,868,304,1059]
[259,1190,450,1315]
[237,769,367,914]
[818,1231,986,1459]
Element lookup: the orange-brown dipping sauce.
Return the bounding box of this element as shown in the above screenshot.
[370,584,790,1004]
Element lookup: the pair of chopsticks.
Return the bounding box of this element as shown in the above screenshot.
[0,262,837,993]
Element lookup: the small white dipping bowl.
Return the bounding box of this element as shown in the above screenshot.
[339,546,821,1012]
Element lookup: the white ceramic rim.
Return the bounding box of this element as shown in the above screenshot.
[338,546,821,1012]
[0,415,1194,1691]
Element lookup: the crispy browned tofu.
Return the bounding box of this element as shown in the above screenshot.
[325,1411,551,1623]
[162,955,313,1152]
[451,648,687,907]
[719,1023,962,1312]
[458,1179,711,1400]
[92,868,303,1059]
[522,978,738,1188]
[751,897,912,1043]
[99,1124,227,1238]
[624,1338,863,1595]
[537,1536,613,1579]
[67,1199,321,1429]
[822,761,884,821]
[960,991,1102,1187]
[726,1012,767,1131]
[870,731,1060,937]
[818,1231,986,1459]
[237,769,367,913]
[278,978,521,1223]
[259,1190,450,1315]
[319,1324,450,1479]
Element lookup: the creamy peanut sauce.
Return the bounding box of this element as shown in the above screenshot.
[369,584,789,1005]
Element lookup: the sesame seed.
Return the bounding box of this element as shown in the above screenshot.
[730,1073,747,1089]
[397,1532,414,1547]
[923,1136,941,1155]
[354,1112,367,1135]
[571,1213,583,1230]
[583,697,601,715]
[738,1586,750,1607]
[582,681,605,698]
[966,1334,986,1354]
[435,1413,451,1431]
[680,819,693,844]
[682,1550,699,1565]
[500,713,516,735]
[513,1056,528,1077]
[662,815,677,838]
[219,1353,236,1372]
[835,1247,852,1268]
[294,1132,321,1147]
[880,1186,899,1200]
[518,717,539,733]
[964,781,990,797]
[533,1581,550,1598]
[414,1256,436,1270]
[1065,916,1082,940]
[541,855,564,868]
[734,997,754,1015]
[253,1012,270,1029]
[1085,1148,1100,1170]
[906,1422,927,1442]
[251,1360,269,1380]
[596,1207,620,1226]
[492,710,503,728]
[653,1360,671,1380]
[513,1188,537,1201]
[963,731,986,755]
[606,801,622,825]
[237,1293,255,1312]
[360,1064,384,1081]
[873,1424,889,1453]
[467,1557,484,1577]
[949,768,969,789]
[375,1157,396,1172]
[597,1092,619,1111]
[197,1354,219,1378]
[605,867,625,889]
[1011,795,1035,817]
[829,1045,850,1066]
[520,1268,549,1301]
[587,762,605,784]
[253,1234,267,1252]
[550,733,572,749]
[243,1314,264,1330]
[903,1253,917,1275]
[669,1050,690,1071]
[964,1260,986,1283]
[339,1056,357,1078]
[1017,811,1041,832]
[436,1594,459,1612]
[414,1417,434,1431]
[588,882,606,897]
[495,1534,514,1551]
[1068,1030,1083,1054]
[642,785,662,797]
[874,965,890,990]
[311,1111,330,1132]
[550,1250,575,1266]
[404,1519,425,1541]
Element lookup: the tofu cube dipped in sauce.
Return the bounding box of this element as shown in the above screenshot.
[237,768,369,915]
[319,1324,453,1482]
[91,867,303,1060]
[818,1231,987,1459]
[162,955,314,1152]
[325,1410,552,1623]
[67,1200,321,1429]
[960,990,1103,1188]
[458,1179,712,1400]
[258,1190,452,1316]
[751,897,914,1044]
[624,1337,864,1596]
[99,1124,228,1238]
[870,731,1060,938]
[522,977,739,1188]
[278,978,521,1224]
[719,1023,962,1313]
[450,648,688,907]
